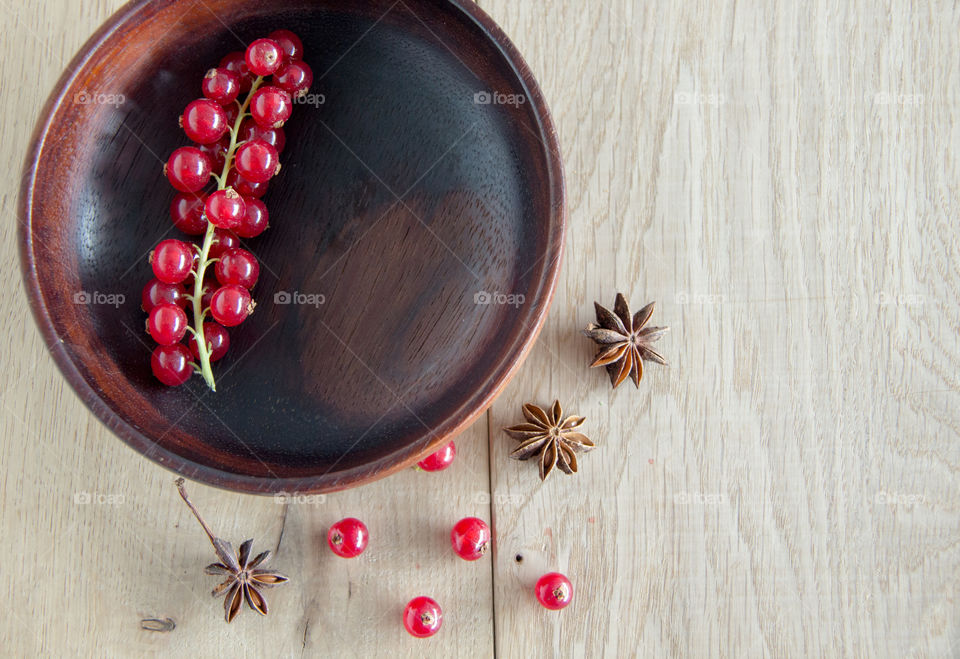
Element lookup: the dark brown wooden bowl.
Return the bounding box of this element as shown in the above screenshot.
[19,0,564,494]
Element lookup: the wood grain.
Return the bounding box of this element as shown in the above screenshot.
[1,0,958,657]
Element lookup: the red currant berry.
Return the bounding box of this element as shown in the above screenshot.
[180,98,228,144]
[170,192,207,235]
[209,228,241,258]
[204,188,246,229]
[151,344,193,386]
[274,60,313,97]
[165,147,212,192]
[198,136,230,173]
[245,38,283,76]
[250,86,292,128]
[234,197,269,238]
[268,29,303,62]
[417,441,456,471]
[188,322,230,362]
[215,248,259,288]
[147,303,188,345]
[327,518,369,558]
[141,278,186,312]
[403,597,442,638]
[534,573,573,610]
[210,284,254,326]
[201,67,240,105]
[151,239,194,284]
[450,517,490,561]
[219,51,253,91]
[226,169,269,198]
[235,139,280,183]
[239,118,285,153]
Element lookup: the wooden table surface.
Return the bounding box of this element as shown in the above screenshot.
[2,0,958,656]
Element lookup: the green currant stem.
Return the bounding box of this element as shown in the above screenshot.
[190,75,264,392]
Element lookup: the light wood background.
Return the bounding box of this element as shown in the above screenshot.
[1,0,958,657]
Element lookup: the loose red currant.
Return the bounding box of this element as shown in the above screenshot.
[219,51,253,91]
[245,38,283,76]
[147,303,188,345]
[181,98,228,144]
[215,248,259,288]
[239,118,285,153]
[450,517,490,561]
[269,29,303,62]
[170,192,208,235]
[234,197,269,238]
[204,188,246,229]
[142,278,186,312]
[226,169,269,198]
[327,518,369,558]
[534,573,573,610]
[151,239,194,284]
[165,147,211,192]
[151,344,193,386]
[209,228,241,258]
[235,139,280,183]
[274,60,313,97]
[201,67,240,105]
[417,441,456,471]
[198,136,230,173]
[210,284,253,326]
[250,86,292,128]
[188,322,230,362]
[403,597,442,638]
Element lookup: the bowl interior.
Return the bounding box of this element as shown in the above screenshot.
[22,0,563,492]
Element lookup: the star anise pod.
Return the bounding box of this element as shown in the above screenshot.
[582,293,668,388]
[176,479,289,623]
[503,400,595,481]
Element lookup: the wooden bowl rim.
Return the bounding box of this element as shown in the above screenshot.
[19,0,565,494]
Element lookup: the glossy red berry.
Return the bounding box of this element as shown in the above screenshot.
[450,517,490,561]
[219,51,253,91]
[209,228,241,258]
[204,188,246,229]
[327,518,369,558]
[181,98,228,144]
[235,197,269,238]
[151,239,194,284]
[147,303,188,345]
[245,38,283,76]
[534,573,573,610]
[170,192,208,235]
[151,344,193,386]
[210,284,253,326]
[403,597,442,638]
[250,86,292,128]
[188,322,230,362]
[274,60,313,97]
[142,278,186,312]
[165,147,211,192]
[417,441,456,471]
[215,248,259,288]
[201,67,240,105]
[269,29,303,62]
[198,137,230,173]
[239,118,285,153]
[235,139,279,183]
[226,169,269,198]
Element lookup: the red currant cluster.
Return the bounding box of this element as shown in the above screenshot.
[322,442,572,639]
[145,31,312,390]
